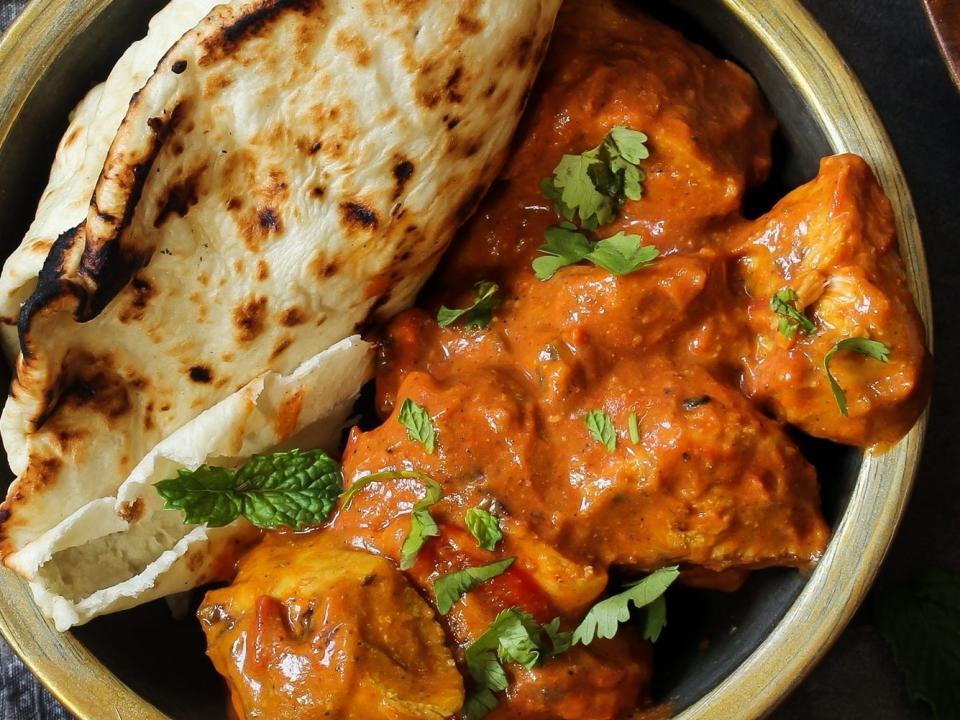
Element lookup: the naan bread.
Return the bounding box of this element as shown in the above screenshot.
[7,336,371,631]
[0,0,560,559]
[0,0,224,359]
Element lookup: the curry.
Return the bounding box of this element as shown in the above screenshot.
[198,2,930,718]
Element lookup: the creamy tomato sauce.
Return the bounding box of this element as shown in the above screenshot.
[201,3,930,719]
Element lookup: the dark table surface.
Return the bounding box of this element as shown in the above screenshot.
[0,0,958,718]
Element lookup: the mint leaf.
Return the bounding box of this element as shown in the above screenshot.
[770,288,816,338]
[585,232,659,276]
[541,126,649,228]
[465,508,503,551]
[823,337,891,416]
[434,558,515,614]
[572,566,679,645]
[400,479,443,570]
[875,570,960,720]
[585,409,617,452]
[155,449,342,530]
[340,469,443,570]
[398,398,435,453]
[437,281,501,331]
[340,468,434,508]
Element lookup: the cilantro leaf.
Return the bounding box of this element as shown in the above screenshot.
[339,469,443,570]
[875,570,960,720]
[585,232,659,276]
[609,126,650,165]
[628,412,641,445]
[398,398,436,453]
[770,288,816,338]
[434,558,515,614]
[823,337,891,416]
[532,223,592,280]
[543,617,573,655]
[465,508,503,551]
[463,689,499,720]
[541,126,649,228]
[572,566,679,646]
[642,594,668,642]
[155,450,342,530]
[464,608,571,719]
[585,410,617,452]
[437,281,501,331]
[533,224,658,281]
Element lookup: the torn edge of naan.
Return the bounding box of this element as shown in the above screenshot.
[6,335,371,631]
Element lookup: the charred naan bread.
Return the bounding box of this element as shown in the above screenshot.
[0,0,560,561]
[7,336,371,630]
[0,0,223,359]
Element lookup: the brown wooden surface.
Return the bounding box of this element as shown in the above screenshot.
[921,0,960,88]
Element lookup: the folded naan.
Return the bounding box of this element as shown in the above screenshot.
[7,336,371,630]
[0,0,224,359]
[0,0,560,566]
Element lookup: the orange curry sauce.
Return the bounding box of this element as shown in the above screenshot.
[200,3,930,719]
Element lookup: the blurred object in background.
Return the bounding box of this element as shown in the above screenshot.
[920,0,960,89]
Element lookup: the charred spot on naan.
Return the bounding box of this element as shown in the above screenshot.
[189,365,214,383]
[153,164,207,228]
[233,295,268,342]
[199,0,322,66]
[117,274,156,324]
[340,201,379,230]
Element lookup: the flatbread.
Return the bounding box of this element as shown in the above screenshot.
[0,0,224,359]
[0,0,560,559]
[7,336,371,630]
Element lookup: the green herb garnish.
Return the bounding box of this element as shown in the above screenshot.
[434,558,515,614]
[398,398,436,453]
[532,223,658,281]
[464,608,571,719]
[437,281,501,331]
[465,508,503,551]
[155,449,342,530]
[340,469,443,570]
[628,412,641,445]
[572,566,679,646]
[823,337,891,416]
[875,570,960,720]
[540,126,649,229]
[770,288,816,338]
[585,409,617,452]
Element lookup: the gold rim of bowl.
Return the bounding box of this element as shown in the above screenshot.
[0,1,932,719]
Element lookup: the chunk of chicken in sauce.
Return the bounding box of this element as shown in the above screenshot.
[730,154,931,446]
[203,1,930,718]
[200,534,464,720]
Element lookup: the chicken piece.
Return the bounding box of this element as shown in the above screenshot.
[330,486,650,720]
[427,0,777,296]
[731,154,930,446]
[548,359,830,570]
[345,360,829,573]
[199,532,463,720]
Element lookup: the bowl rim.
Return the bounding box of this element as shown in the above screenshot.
[0,1,932,719]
